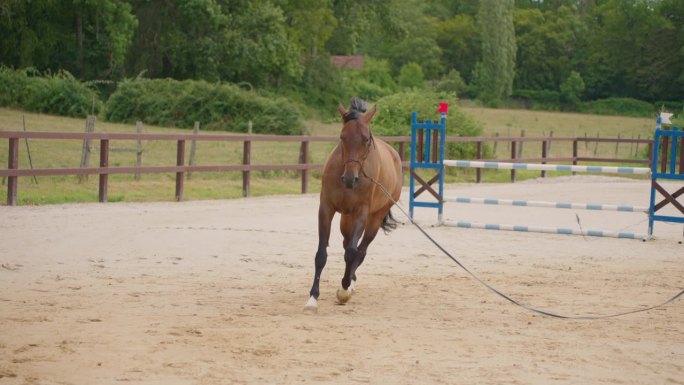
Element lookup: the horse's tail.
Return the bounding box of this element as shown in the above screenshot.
[380,209,399,234]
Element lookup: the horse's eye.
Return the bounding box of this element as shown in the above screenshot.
[362,137,369,143]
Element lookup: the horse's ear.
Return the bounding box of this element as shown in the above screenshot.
[337,103,347,118]
[364,104,377,123]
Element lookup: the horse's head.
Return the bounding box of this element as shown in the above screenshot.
[337,101,376,189]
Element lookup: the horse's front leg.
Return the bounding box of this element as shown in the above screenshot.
[304,204,334,313]
[337,208,368,303]
[351,209,388,283]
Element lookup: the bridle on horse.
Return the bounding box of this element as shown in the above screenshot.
[341,113,375,174]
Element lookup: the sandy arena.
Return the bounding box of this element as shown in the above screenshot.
[1,176,682,385]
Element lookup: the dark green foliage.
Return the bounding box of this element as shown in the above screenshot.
[0,67,33,106]
[397,63,425,89]
[435,70,467,95]
[511,89,561,110]
[655,101,684,115]
[373,90,486,159]
[559,71,585,111]
[346,58,397,101]
[2,0,683,121]
[0,67,101,117]
[0,1,136,80]
[105,78,304,134]
[475,0,516,106]
[579,98,656,118]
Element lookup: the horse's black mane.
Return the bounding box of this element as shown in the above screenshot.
[343,97,367,123]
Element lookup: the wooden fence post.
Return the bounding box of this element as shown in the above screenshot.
[98,139,109,203]
[572,139,578,176]
[660,133,670,173]
[243,139,251,198]
[518,129,525,158]
[79,115,96,182]
[300,140,309,194]
[135,121,144,181]
[541,140,548,178]
[175,140,185,201]
[593,133,600,155]
[635,134,641,157]
[7,137,19,206]
[188,121,199,180]
[493,132,499,156]
[510,140,517,183]
[476,141,483,183]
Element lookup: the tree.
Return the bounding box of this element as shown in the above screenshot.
[326,0,414,55]
[435,14,480,85]
[636,0,684,102]
[218,1,302,86]
[274,0,337,61]
[560,70,585,110]
[126,0,227,81]
[125,0,302,87]
[0,0,137,79]
[475,0,517,105]
[397,62,425,89]
[578,0,675,101]
[513,6,582,91]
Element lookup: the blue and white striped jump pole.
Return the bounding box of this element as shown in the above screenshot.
[444,196,648,213]
[443,220,647,240]
[444,160,651,175]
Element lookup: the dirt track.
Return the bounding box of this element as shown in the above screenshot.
[1,176,682,385]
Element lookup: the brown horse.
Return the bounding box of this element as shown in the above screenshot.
[304,98,403,313]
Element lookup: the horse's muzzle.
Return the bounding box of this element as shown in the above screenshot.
[341,175,359,189]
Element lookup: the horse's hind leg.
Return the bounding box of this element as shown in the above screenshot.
[354,210,387,275]
[305,204,334,313]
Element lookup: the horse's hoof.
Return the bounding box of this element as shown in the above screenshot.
[303,296,318,314]
[303,305,318,314]
[336,288,352,304]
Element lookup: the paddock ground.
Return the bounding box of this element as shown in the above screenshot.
[1,175,682,385]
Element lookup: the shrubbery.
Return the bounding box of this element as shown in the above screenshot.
[654,100,683,115]
[579,97,656,118]
[373,89,486,159]
[511,89,561,111]
[0,67,102,117]
[105,78,304,134]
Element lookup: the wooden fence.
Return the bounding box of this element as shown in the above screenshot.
[1,130,668,206]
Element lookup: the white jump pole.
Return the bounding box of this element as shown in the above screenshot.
[443,196,648,213]
[444,220,647,240]
[444,160,651,175]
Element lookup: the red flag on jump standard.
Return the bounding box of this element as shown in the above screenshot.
[437,102,449,114]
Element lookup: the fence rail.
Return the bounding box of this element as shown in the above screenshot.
[1,130,663,206]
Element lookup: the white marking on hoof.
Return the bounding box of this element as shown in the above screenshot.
[349,280,356,294]
[336,287,352,304]
[303,296,318,314]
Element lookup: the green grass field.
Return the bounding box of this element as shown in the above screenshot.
[0,106,657,205]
